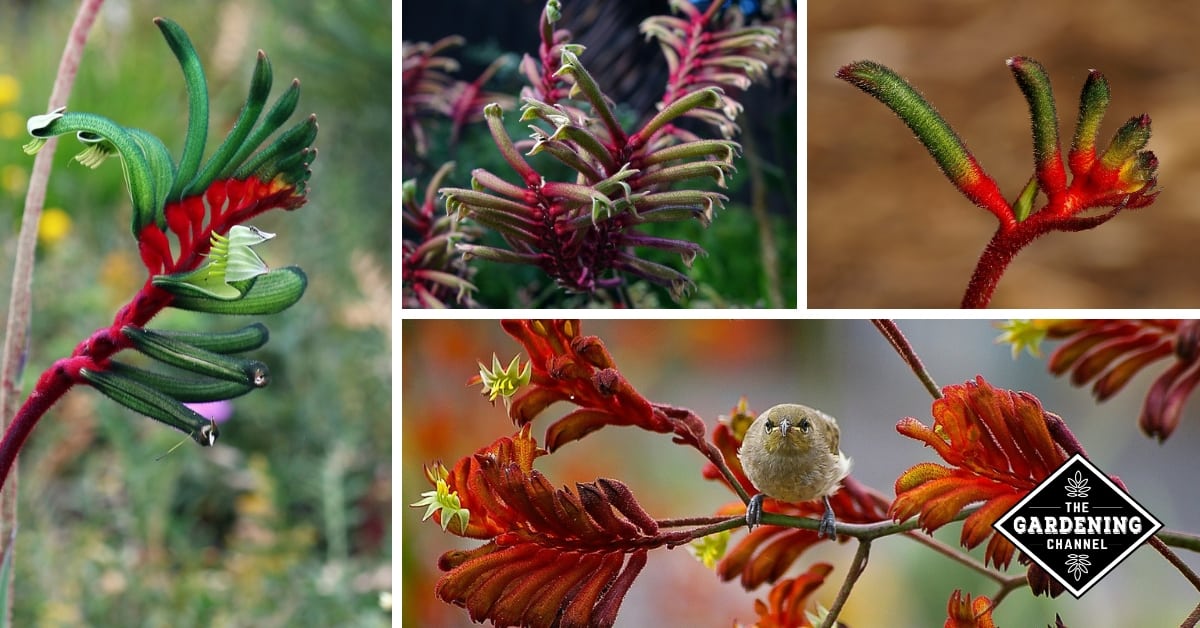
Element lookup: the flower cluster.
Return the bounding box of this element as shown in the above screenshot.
[438,0,779,302]
[414,320,751,626]
[1001,319,1200,442]
[891,376,1077,596]
[838,57,1158,307]
[400,35,514,160]
[401,162,479,307]
[5,17,316,486]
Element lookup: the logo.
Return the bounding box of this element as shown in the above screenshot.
[992,453,1162,597]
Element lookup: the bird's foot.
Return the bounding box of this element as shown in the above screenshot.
[745,493,765,531]
[818,495,838,540]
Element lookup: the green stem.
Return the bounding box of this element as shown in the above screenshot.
[1159,528,1200,553]
[819,539,870,628]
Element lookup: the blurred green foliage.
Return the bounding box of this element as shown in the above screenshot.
[0,1,390,625]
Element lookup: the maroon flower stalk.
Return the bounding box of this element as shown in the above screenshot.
[838,57,1158,308]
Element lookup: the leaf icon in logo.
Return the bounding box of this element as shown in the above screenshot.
[1065,470,1090,498]
[1066,554,1091,581]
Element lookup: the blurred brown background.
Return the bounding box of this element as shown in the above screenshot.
[809,0,1200,307]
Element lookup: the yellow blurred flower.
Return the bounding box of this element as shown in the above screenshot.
[99,252,140,302]
[38,207,72,245]
[0,74,18,108]
[0,110,21,139]
[1,164,26,195]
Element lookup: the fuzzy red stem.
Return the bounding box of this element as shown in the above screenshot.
[960,224,1043,308]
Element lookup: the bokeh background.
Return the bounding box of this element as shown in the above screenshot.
[809,0,1200,307]
[0,1,390,625]
[402,319,1199,626]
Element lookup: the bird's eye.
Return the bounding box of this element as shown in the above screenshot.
[764,419,775,431]
[798,417,811,432]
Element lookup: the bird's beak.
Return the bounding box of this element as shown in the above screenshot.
[779,418,791,437]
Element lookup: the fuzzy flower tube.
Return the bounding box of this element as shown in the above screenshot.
[838,57,1158,308]
[2,18,317,490]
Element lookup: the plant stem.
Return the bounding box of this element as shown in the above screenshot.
[658,515,733,528]
[988,577,1028,609]
[1184,602,1200,628]
[0,0,106,621]
[902,530,1007,583]
[961,222,1050,308]
[1159,529,1200,553]
[871,319,941,399]
[1148,536,1200,594]
[819,539,870,628]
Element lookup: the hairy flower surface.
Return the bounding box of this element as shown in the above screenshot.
[420,426,685,627]
[837,57,1159,307]
[944,590,997,628]
[892,377,1069,571]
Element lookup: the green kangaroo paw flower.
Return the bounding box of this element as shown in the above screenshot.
[105,361,255,403]
[185,50,273,197]
[148,323,270,355]
[128,128,177,230]
[232,115,318,181]
[1008,56,1066,195]
[153,225,274,299]
[217,79,301,181]
[122,325,270,387]
[1069,70,1109,175]
[26,110,160,236]
[164,266,308,315]
[154,17,209,202]
[837,60,1011,219]
[80,367,218,446]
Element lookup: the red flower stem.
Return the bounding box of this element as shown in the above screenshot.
[0,282,174,487]
[1148,536,1200,596]
[1184,602,1200,628]
[871,320,941,399]
[960,222,1045,308]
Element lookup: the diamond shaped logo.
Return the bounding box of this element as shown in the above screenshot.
[993,454,1162,597]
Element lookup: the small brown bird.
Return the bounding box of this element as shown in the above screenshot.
[737,404,852,539]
